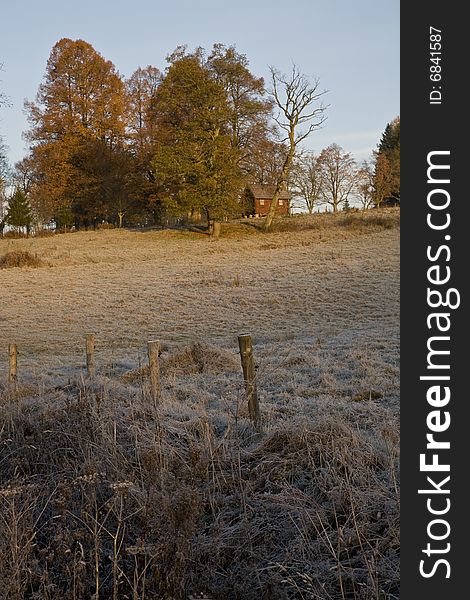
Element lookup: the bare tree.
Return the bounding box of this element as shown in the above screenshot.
[263,65,327,230]
[318,144,357,213]
[290,152,324,213]
[355,160,375,211]
[0,62,10,108]
[13,156,35,196]
[0,138,10,236]
[0,184,8,235]
[248,136,287,185]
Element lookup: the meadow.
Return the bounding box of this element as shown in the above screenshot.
[0,210,400,599]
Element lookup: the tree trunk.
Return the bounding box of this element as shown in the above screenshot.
[263,144,295,231]
[205,208,211,229]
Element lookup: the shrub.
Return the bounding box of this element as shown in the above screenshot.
[34,228,55,238]
[0,250,44,269]
[2,230,29,239]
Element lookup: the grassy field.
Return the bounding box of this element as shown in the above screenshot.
[0,210,400,599]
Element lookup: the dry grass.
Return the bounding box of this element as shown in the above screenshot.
[0,250,45,269]
[262,208,400,234]
[0,209,399,371]
[0,209,400,599]
[0,375,399,599]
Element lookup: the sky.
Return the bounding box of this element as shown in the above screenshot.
[0,0,399,168]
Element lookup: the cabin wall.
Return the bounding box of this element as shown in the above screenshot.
[254,198,289,216]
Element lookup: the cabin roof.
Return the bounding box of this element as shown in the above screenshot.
[247,184,291,200]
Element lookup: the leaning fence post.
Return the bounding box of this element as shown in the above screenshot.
[238,333,261,428]
[8,343,18,384]
[85,334,95,377]
[147,340,161,405]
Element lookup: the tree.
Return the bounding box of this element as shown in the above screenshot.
[373,153,393,208]
[318,144,356,213]
[151,51,241,223]
[125,66,165,224]
[0,61,10,109]
[263,65,327,230]
[24,38,128,225]
[378,117,400,154]
[0,138,9,230]
[207,44,272,169]
[373,117,400,206]
[26,38,126,146]
[290,152,324,213]
[355,160,375,211]
[1,63,11,234]
[67,138,136,227]
[7,188,33,232]
[126,65,161,153]
[248,137,287,186]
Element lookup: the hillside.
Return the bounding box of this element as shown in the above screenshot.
[0,210,400,599]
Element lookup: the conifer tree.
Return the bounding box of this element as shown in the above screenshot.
[373,117,400,206]
[7,188,33,232]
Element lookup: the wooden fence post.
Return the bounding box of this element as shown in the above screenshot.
[85,334,95,377]
[212,221,221,238]
[238,334,261,428]
[8,343,18,383]
[147,340,161,405]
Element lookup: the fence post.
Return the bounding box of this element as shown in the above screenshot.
[147,340,161,405]
[238,333,260,428]
[212,221,221,238]
[85,334,95,377]
[8,343,18,384]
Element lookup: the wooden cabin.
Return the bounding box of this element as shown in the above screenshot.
[244,184,291,217]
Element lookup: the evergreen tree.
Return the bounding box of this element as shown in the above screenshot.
[378,118,400,154]
[373,117,400,206]
[7,188,33,232]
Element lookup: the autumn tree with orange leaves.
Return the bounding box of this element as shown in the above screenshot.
[24,38,129,226]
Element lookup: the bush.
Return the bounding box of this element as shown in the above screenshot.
[33,228,55,238]
[2,230,29,239]
[339,210,400,230]
[96,222,115,230]
[0,250,44,269]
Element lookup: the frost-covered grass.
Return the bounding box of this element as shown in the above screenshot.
[0,209,399,375]
[0,209,400,599]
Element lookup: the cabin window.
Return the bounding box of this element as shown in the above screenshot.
[279,199,284,206]
[259,199,265,206]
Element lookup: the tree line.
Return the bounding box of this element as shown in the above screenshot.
[290,116,400,214]
[1,40,399,234]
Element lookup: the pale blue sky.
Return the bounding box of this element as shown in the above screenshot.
[0,0,399,166]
